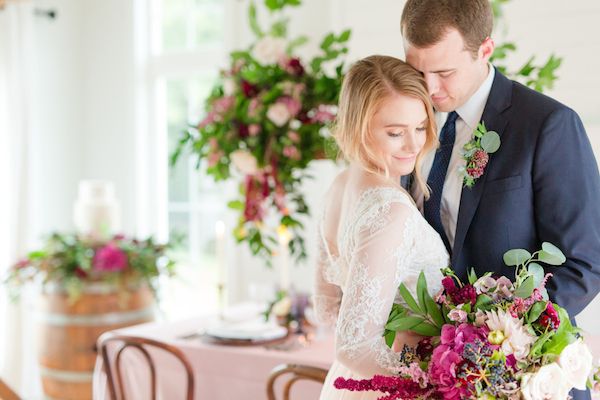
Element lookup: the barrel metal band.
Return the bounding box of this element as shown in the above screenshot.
[39,367,93,382]
[38,307,154,326]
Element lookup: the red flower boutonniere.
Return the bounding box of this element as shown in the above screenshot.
[460,122,501,188]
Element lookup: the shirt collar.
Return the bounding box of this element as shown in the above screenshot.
[455,64,495,130]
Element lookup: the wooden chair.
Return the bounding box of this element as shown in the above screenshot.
[266,363,328,400]
[0,378,21,400]
[98,334,194,400]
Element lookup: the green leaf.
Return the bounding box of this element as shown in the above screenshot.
[503,249,532,266]
[514,276,535,298]
[320,33,335,51]
[530,331,554,357]
[416,272,428,312]
[480,131,501,153]
[539,242,566,265]
[425,294,444,328]
[410,321,441,337]
[468,268,478,285]
[384,330,396,348]
[286,36,309,53]
[399,283,423,314]
[227,200,244,211]
[528,262,545,288]
[338,29,351,42]
[248,2,263,37]
[527,301,547,324]
[474,294,494,311]
[385,316,425,331]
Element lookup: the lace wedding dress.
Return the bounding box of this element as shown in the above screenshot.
[315,186,449,399]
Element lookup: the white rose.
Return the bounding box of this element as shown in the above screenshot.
[230,150,258,175]
[521,363,570,400]
[266,102,291,127]
[272,297,292,317]
[223,78,236,96]
[252,36,287,65]
[557,339,593,390]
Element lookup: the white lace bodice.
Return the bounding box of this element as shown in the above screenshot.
[314,186,449,377]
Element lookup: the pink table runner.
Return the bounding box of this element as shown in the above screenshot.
[93,316,334,399]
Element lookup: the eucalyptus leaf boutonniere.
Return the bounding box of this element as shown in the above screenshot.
[460,122,501,188]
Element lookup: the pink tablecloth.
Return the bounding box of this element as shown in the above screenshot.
[93,316,334,400]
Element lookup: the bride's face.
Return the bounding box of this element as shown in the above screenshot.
[369,93,428,178]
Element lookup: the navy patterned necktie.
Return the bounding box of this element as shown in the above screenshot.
[423,111,459,252]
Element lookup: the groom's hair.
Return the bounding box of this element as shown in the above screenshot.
[401,0,493,57]
[333,55,437,198]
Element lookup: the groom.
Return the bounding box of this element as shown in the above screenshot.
[401,2,600,397]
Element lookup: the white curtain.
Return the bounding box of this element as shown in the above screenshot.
[0,1,37,396]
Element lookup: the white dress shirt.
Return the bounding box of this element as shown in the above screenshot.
[413,65,495,250]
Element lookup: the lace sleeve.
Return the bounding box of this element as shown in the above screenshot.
[335,199,416,377]
[313,223,341,326]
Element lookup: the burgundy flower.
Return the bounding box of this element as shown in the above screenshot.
[416,337,435,359]
[472,149,489,168]
[237,122,249,138]
[74,266,88,278]
[467,166,485,179]
[285,57,304,76]
[539,302,561,330]
[241,80,258,98]
[453,284,477,306]
[93,244,128,272]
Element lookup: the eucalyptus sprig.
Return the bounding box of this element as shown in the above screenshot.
[503,242,566,299]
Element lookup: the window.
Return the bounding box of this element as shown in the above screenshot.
[144,0,235,320]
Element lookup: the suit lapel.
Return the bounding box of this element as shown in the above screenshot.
[451,70,513,269]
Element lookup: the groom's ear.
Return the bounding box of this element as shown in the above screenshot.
[479,37,495,62]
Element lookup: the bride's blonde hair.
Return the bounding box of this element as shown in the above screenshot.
[332,55,437,198]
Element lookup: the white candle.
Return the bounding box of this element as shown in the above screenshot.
[277,225,292,291]
[215,220,226,285]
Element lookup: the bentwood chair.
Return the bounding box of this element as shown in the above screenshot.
[266,363,328,400]
[0,378,21,400]
[98,334,195,400]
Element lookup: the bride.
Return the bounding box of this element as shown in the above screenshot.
[314,55,449,399]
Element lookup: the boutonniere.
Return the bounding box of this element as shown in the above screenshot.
[460,122,501,188]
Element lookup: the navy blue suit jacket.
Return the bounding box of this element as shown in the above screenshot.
[451,69,600,399]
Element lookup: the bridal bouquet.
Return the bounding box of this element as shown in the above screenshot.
[335,243,595,399]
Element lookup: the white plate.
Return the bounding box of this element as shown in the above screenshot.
[205,320,288,341]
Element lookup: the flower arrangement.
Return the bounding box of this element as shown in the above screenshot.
[335,243,595,399]
[5,233,176,300]
[263,289,310,331]
[171,0,350,263]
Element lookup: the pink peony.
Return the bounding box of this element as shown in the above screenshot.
[428,344,464,400]
[93,244,127,272]
[441,323,489,354]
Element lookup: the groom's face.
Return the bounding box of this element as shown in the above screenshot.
[404,29,492,112]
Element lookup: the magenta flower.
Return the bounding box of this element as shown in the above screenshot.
[442,276,457,294]
[539,302,561,330]
[93,244,128,272]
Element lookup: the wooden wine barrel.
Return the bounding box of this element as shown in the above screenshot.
[37,283,155,400]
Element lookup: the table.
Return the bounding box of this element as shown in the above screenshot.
[93,312,334,400]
